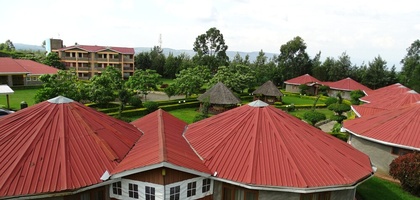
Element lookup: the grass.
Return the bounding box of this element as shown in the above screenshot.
[168,107,200,124]
[288,108,334,119]
[357,176,420,200]
[283,95,325,105]
[0,88,38,110]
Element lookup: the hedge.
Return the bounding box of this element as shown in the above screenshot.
[160,101,201,111]
[108,108,149,117]
[276,103,327,110]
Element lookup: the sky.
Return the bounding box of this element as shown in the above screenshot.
[1,0,419,70]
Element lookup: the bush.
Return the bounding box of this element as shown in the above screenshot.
[160,83,169,89]
[303,111,326,126]
[319,85,330,96]
[325,97,338,106]
[299,84,309,95]
[350,90,365,105]
[286,104,295,112]
[128,95,143,108]
[389,152,420,197]
[143,101,159,113]
[192,113,208,122]
[328,103,351,114]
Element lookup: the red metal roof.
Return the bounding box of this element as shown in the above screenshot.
[284,74,321,85]
[112,109,210,176]
[58,45,135,54]
[0,57,58,75]
[0,96,142,198]
[328,77,372,94]
[344,102,420,150]
[352,90,420,117]
[184,101,373,188]
[360,83,411,103]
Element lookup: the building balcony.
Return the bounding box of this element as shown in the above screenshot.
[96,58,107,62]
[66,67,76,71]
[109,58,120,62]
[62,57,76,61]
[94,67,106,71]
[77,67,90,71]
[78,57,89,61]
[123,66,134,71]
[123,57,134,62]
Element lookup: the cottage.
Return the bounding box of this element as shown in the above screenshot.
[284,74,322,95]
[197,82,240,113]
[252,80,283,104]
[327,77,372,99]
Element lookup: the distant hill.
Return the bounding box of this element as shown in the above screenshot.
[13,43,277,62]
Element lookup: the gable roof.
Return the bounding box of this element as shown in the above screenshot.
[184,100,373,189]
[58,45,135,54]
[197,82,240,105]
[360,83,411,103]
[328,77,372,94]
[0,57,58,75]
[112,109,210,177]
[284,74,321,85]
[0,96,142,198]
[344,102,420,151]
[352,90,420,117]
[253,80,283,97]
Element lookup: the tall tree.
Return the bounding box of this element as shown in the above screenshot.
[193,27,229,72]
[362,55,388,89]
[329,52,352,81]
[126,69,162,101]
[400,40,420,92]
[0,40,15,51]
[163,53,182,79]
[209,65,255,93]
[150,46,166,75]
[43,52,65,69]
[134,51,152,70]
[277,36,312,82]
[89,66,123,106]
[172,66,211,98]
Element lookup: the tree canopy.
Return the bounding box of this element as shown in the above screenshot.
[172,66,211,98]
[277,36,311,82]
[193,27,229,72]
[400,40,420,92]
[126,69,162,101]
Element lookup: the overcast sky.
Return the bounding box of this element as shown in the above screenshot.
[1,0,419,70]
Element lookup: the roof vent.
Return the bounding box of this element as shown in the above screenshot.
[248,100,269,107]
[47,96,74,104]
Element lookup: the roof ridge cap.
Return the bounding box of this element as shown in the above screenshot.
[157,110,167,162]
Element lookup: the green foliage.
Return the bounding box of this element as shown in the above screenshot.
[303,111,326,126]
[164,84,177,99]
[350,90,365,105]
[325,97,338,106]
[0,40,15,51]
[172,66,211,98]
[362,55,389,89]
[193,113,208,123]
[286,104,295,112]
[400,39,420,93]
[298,84,309,95]
[277,36,311,82]
[209,65,255,93]
[126,69,162,101]
[89,66,123,105]
[328,103,351,114]
[128,95,143,108]
[193,27,229,72]
[42,52,65,69]
[330,115,348,124]
[389,152,420,197]
[143,101,159,113]
[357,176,420,200]
[35,70,85,103]
[318,85,330,96]
[331,122,342,134]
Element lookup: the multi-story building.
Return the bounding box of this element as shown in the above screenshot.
[50,39,135,79]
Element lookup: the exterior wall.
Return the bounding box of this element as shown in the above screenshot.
[349,135,396,174]
[329,89,351,99]
[212,180,223,200]
[126,167,198,185]
[285,84,300,93]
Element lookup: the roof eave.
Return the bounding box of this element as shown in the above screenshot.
[211,173,373,194]
[343,127,420,151]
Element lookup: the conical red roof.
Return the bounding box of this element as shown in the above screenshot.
[112,109,210,176]
[184,100,373,189]
[0,96,142,198]
[284,74,321,85]
[344,102,420,150]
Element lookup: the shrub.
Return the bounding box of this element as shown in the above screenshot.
[143,101,159,113]
[389,152,420,197]
[325,97,338,106]
[328,103,351,114]
[286,104,295,112]
[319,85,330,96]
[160,83,169,89]
[350,90,365,105]
[303,111,326,126]
[192,113,208,122]
[128,95,143,108]
[299,84,309,95]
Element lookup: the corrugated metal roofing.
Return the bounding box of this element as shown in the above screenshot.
[0,96,142,198]
[328,77,372,94]
[344,102,420,150]
[112,109,210,175]
[58,45,135,54]
[184,103,373,188]
[0,57,57,75]
[352,91,420,117]
[284,74,321,85]
[360,83,411,103]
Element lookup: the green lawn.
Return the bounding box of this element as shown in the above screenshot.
[168,107,200,124]
[0,88,38,110]
[357,177,420,200]
[282,95,325,105]
[288,108,334,119]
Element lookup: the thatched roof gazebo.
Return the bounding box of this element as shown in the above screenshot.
[253,80,283,104]
[198,82,240,113]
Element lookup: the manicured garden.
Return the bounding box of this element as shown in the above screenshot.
[357,177,420,200]
[0,87,38,110]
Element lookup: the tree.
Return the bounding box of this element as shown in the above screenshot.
[0,39,15,51]
[327,93,350,124]
[172,66,211,98]
[193,27,229,72]
[150,46,166,75]
[298,84,309,95]
[400,40,420,92]
[134,51,152,70]
[277,36,312,82]
[209,65,255,93]
[43,52,65,69]
[163,53,182,79]
[329,52,352,81]
[389,152,420,197]
[362,55,388,89]
[35,70,86,103]
[350,90,365,105]
[89,66,123,106]
[126,69,162,101]
[303,111,326,126]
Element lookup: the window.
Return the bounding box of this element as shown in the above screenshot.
[26,76,31,81]
[187,181,196,197]
[129,183,139,199]
[112,181,122,195]
[145,186,155,200]
[300,192,331,200]
[202,178,211,193]
[169,186,180,200]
